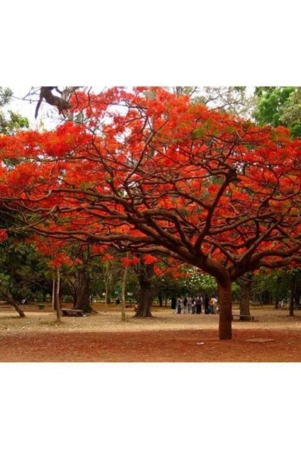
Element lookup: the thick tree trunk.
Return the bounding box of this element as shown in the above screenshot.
[120,260,128,322]
[217,280,232,340]
[239,273,252,320]
[134,263,154,318]
[74,269,92,313]
[135,281,153,317]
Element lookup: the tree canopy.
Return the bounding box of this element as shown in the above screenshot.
[1,86,301,338]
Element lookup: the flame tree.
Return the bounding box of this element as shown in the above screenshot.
[1,86,301,339]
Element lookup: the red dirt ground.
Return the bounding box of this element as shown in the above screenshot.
[1,304,301,362]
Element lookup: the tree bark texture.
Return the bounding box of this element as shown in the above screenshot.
[7,295,26,317]
[52,277,63,310]
[239,273,252,320]
[134,263,154,318]
[74,269,92,313]
[218,281,232,340]
[55,267,62,323]
[120,260,128,322]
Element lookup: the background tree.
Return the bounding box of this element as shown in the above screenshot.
[0,87,32,316]
[199,86,256,119]
[278,87,301,138]
[99,249,125,310]
[171,86,256,119]
[0,87,29,135]
[0,225,51,316]
[253,87,301,137]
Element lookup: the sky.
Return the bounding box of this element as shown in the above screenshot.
[6,86,257,130]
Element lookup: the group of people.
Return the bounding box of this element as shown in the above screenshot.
[170,295,218,315]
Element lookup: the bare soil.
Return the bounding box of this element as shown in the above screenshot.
[1,303,301,362]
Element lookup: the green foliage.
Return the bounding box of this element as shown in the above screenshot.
[252,268,301,304]
[279,87,301,137]
[0,87,13,107]
[253,87,294,127]
[0,238,51,303]
[0,88,42,302]
[0,86,29,135]
[253,87,301,137]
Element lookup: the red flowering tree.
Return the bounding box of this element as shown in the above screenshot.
[2,86,301,339]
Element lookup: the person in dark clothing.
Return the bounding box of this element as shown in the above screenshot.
[204,294,210,314]
[196,296,202,314]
